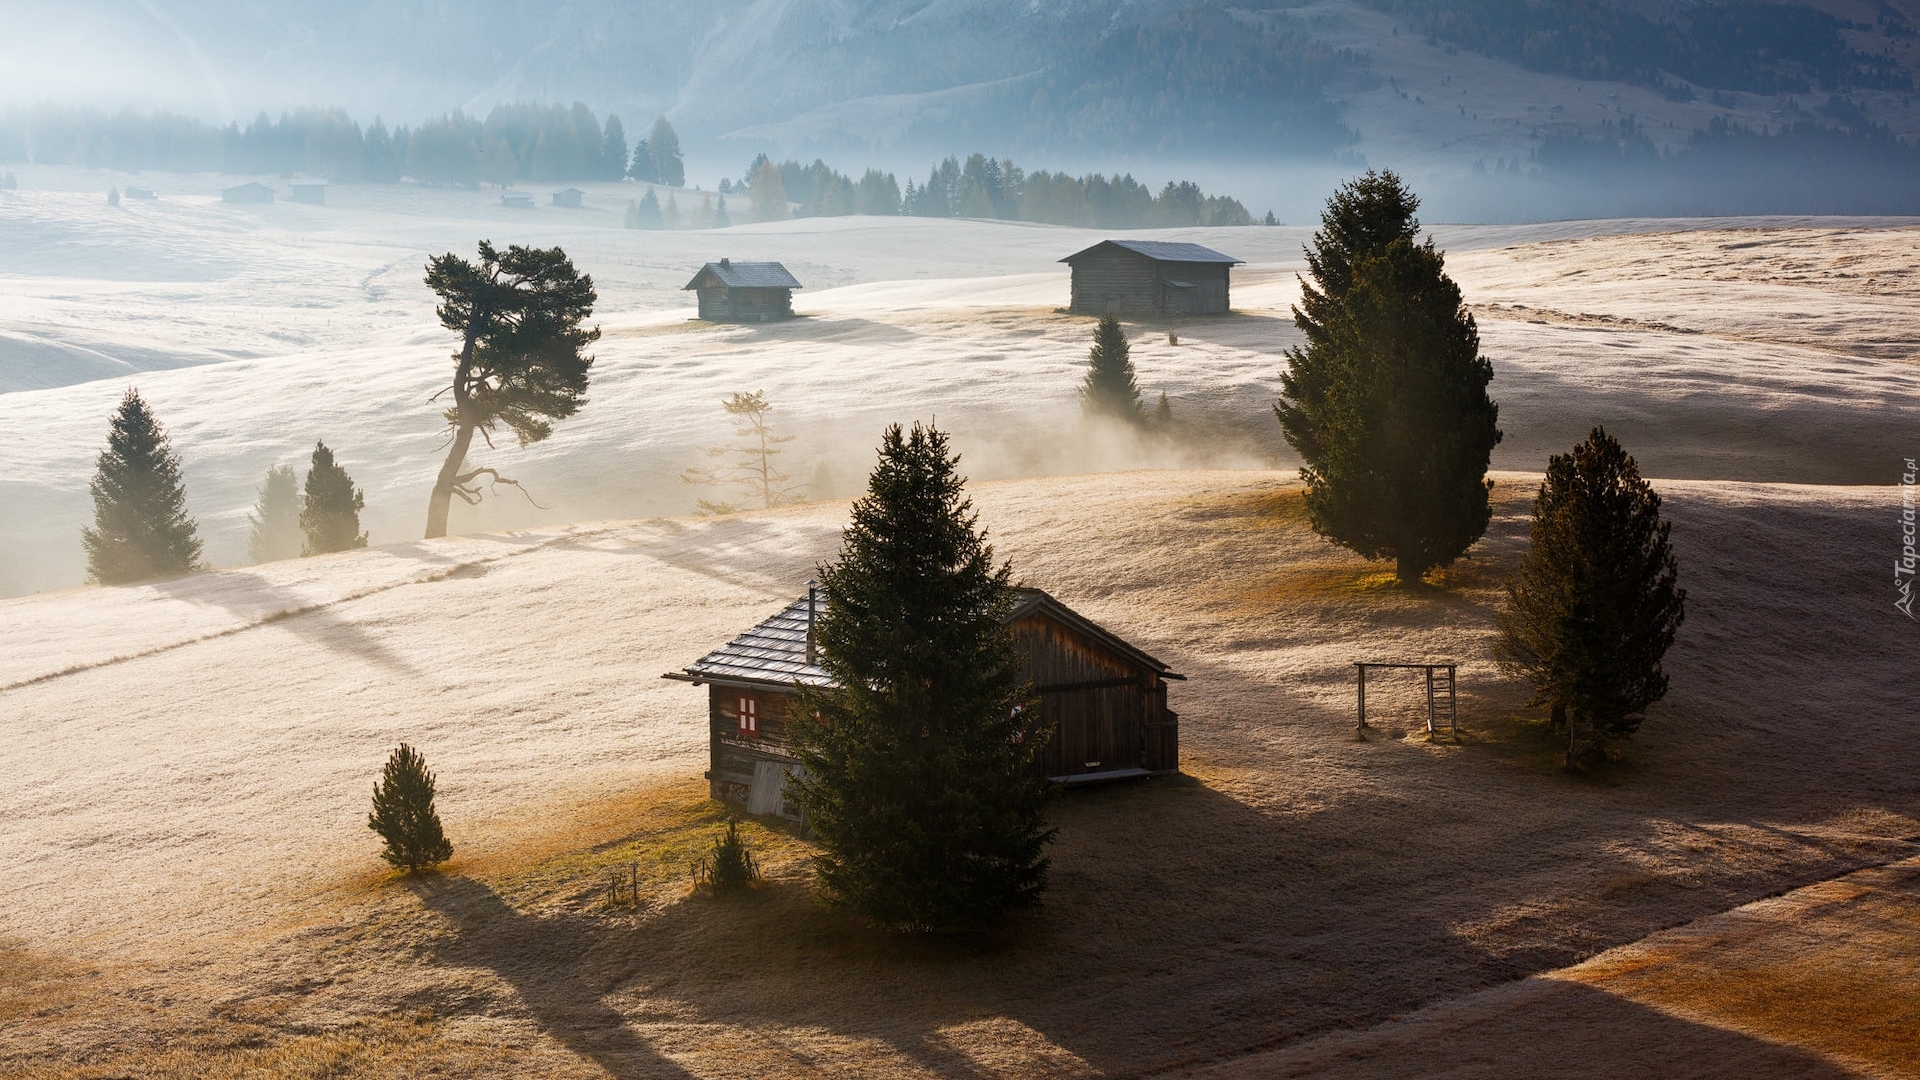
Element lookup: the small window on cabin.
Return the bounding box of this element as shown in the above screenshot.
[737,695,759,737]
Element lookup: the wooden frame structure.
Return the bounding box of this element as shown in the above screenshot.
[1354,662,1457,735]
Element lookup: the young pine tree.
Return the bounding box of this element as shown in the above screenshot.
[300,440,368,555]
[82,389,204,584]
[1275,170,1502,585]
[247,464,303,563]
[680,390,804,513]
[789,423,1051,932]
[367,743,453,873]
[1080,315,1145,424]
[1496,427,1686,763]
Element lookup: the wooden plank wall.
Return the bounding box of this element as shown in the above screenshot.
[1069,251,1160,315]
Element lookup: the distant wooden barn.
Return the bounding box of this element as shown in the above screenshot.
[290,180,326,205]
[1061,239,1242,316]
[124,186,157,200]
[683,259,801,323]
[222,182,275,204]
[501,191,535,208]
[667,586,1182,820]
[551,187,584,208]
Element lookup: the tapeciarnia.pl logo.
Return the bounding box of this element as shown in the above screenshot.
[1899,457,1917,620]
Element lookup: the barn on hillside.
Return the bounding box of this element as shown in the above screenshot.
[501,191,535,208]
[683,259,802,323]
[1061,239,1242,316]
[290,180,326,205]
[551,187,584,208]
[666,585,1182,820]
[222,182,275,204]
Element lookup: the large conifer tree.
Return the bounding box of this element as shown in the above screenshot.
[1276,170,1502,585]
[300,441,369,555]
[247,464,303,563]
[1496,427,1686,762]
[789,423,1052,932]
[1080,315,1145,425]
[82,389,203,584]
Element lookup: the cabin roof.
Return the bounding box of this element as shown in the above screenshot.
[669,587,1178,690]
[553,187,585,195]
[1060,239,1242,265]
[223,181,274,195]
[683,261,802,291]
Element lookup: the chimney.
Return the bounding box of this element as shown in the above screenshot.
[720,256,731,269]
[805,579,818,665]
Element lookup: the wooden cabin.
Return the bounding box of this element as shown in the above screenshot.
[290,180,326,205]
[551,187,584,208]
[1061,240,1241,316]
[666,586,1182,820]
[501,191,535,208]
[683,258,801,323]
[222,181,275,204]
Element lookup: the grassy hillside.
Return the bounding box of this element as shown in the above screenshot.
[2,466,1913,1077]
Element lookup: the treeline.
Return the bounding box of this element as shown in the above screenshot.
[0,103,682,187]
[1509,115,1920,215]
[718,152,1253,227]
[1364,0,1913,95]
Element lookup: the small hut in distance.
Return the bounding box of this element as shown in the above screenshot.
[551,188,584,208]
[222,182,275,204]
[1062,240,1241,316]
[683,259,802,323]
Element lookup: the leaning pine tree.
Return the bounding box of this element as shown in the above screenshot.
[81,389,204,584]
[422,241,598,539]
[1080,314,1145,425]
[788,423,1052,932]
[1276,171,1502,585]
[1495,427,1686,764]
[367,743,454,873]
[300,440,368,555]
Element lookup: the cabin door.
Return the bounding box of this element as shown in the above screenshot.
[1048,685,1144,777]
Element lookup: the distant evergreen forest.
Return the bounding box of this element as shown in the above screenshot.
[1490,114,1920,215]
[0,102,639,186]
[715,152,1252,227]
[1365,0,1914,95]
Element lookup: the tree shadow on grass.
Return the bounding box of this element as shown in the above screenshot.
[408,874,695,1079]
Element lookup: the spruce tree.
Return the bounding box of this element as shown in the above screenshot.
[82,389,203,584]
[648,116,684,187]
[1496,427,1686,762]
[1153,390,1173,428]
[789,423,1051,932]
[300,440,368,555]
[247,464,303,563]
[635,188,663,229]
[367,743,453,873]
[1275,170,1502,585]
[1080,315,1145,424]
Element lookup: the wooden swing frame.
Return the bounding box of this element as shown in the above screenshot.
[1354,662,1458,736]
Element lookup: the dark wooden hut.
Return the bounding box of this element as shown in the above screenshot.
[683,259,801,323]
[222,181,275,204]
[551,187,584,208]
[290,179,326,205]
[1061,239,1241,316]
[666,586,1182,820]
[501,191,535,208]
